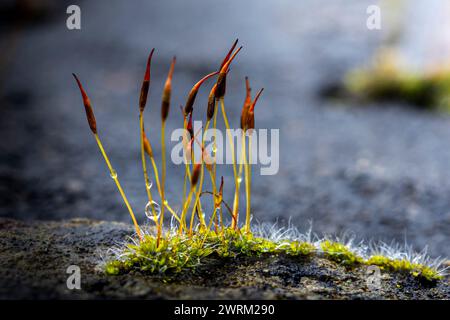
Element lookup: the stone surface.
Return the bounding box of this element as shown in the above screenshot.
[0,218,448,300]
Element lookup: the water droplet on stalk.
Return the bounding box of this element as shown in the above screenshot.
[145,201,161,223]
[146,181,153,190]
[110,170,117,179]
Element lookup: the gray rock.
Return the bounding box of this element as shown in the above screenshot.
[0,218,448,299]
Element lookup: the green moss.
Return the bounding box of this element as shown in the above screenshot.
[105,233,214,275]
[344,57,450,111]
[282,241,316,256]
[320,240,363,267]
[105,230,443,283]
[366,255,442,282]
[106,228,316,275]
[105,260,121,276]
[230,233,278,255]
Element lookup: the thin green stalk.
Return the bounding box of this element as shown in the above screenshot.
[139,114,160,228]
[220,98,239,229]
[158,121,167,243]
[179,186,196,234]
[244,133,251,233]
[94,134,142,241]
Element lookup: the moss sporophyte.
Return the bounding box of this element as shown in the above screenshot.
[73,40,445,283]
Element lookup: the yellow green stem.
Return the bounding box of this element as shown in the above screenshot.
[211,102,223,233]
[149,156,162,198]
[189,161,206,233]
[212,100,218,186]
[139,114,160,228]
[208,170,219,232]
[201,205,220,246]
[179,186,195,234]
[244,134,251,233]
[181,117,191,220]
[220,98,239,229]
[94,134,142,241]
[158,121,167,243]
[148,152,178,222]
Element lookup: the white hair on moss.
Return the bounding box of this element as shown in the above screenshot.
[367,240,448,276]
[101,219,448,276]
[249,220,447,275]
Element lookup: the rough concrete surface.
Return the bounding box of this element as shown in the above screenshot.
[0,218,448,300]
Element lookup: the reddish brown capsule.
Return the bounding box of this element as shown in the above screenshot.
[184,71,219,115]
[139,48,155,113]
[249,88,264,113]
[215,72,227,100]
[161,57,176,122]
[213,40,238,101]
[186,110,194,140]
[240,77,252,130]
[219,176,224,195]
[143,131,153,157]
[247,88,264,131]
[219,39,238,70]
[72,73,97,134]
[191,163,201,186]
[206,84,217,121]
[215,46,242,99]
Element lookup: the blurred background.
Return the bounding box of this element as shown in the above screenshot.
[0,0,449,257]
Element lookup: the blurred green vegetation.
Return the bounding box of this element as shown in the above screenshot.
[345,52,450,111]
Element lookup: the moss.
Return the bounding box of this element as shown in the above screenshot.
[106,228,316,275]
[366,255,442,282]
[281,241,316,256]
[105,260,122,275]
[320,240,363,267]
[230,233,279,255]
[106,230,443,284]
[344,54,450,111]
[105,233,214,274]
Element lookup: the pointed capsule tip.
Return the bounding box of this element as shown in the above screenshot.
[72,73,81,88]
[72,73,89,100]
[219,176,224,194]
[220,46,242,73]
[161,57,176,121]
[245,77,251,96]
[72,73,97,134]
[220,39,239,70]
[143,48,155,81]
[168,56,176,78]
[250,88,264,112]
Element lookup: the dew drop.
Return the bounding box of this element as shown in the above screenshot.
[237,176,242,184]
[146,181,153,190]
[110,169,117,179]
[145,201,161,223]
